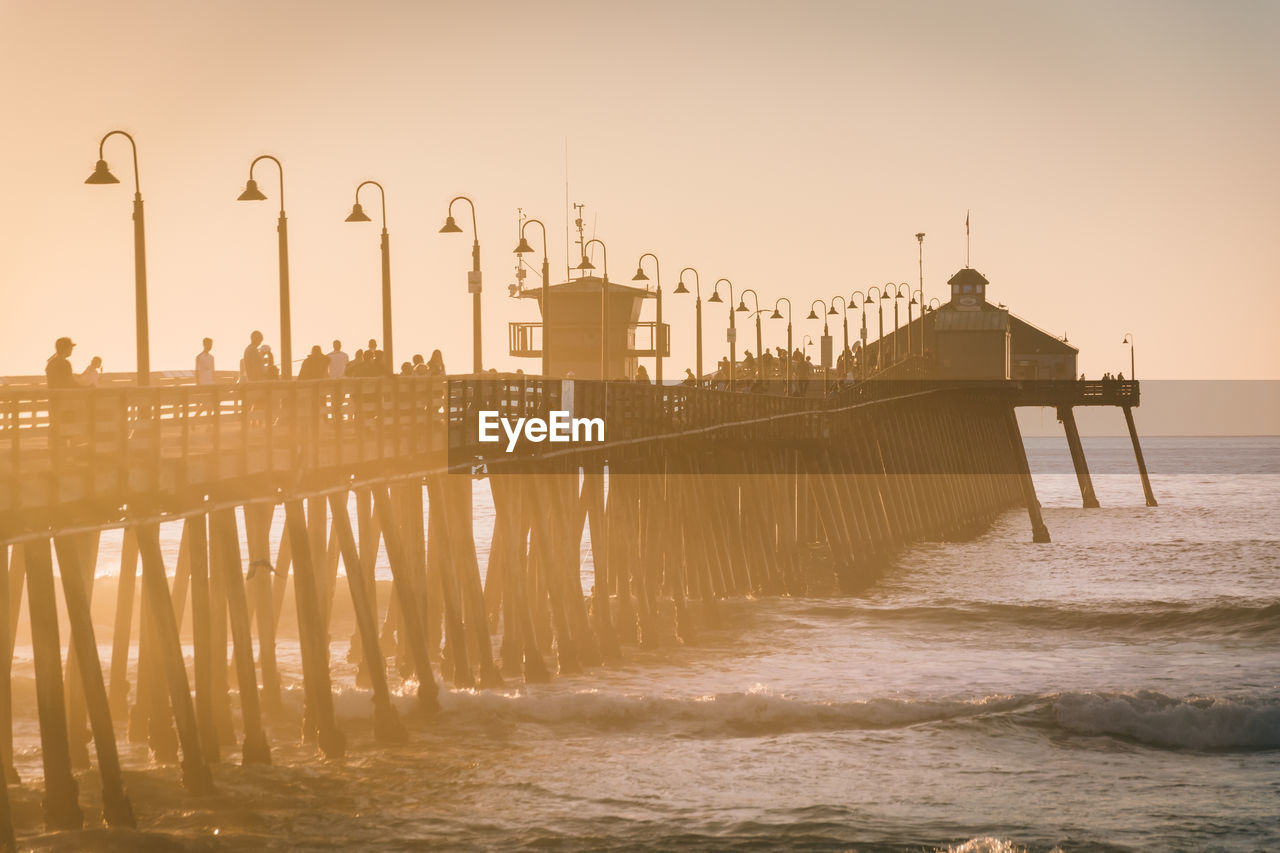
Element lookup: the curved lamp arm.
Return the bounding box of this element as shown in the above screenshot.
[518,217,549,257]
[445,195,478,241]
[773,297,792,323]
[634,251,660,293]
[88,130,141,195]
[247,154,285,212]
[584,238,608,279]
[677,267,700,299]
[355,180,388,230]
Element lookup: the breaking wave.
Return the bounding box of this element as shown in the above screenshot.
[1051,690,1280,750]
[793,599,1280,637]
[331,685,1280,750]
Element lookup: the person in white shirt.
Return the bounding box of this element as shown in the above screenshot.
[327,339,349,379]
[195,337,215,385]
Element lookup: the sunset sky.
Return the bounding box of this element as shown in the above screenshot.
[1,0,1276,379]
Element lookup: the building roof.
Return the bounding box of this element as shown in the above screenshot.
[946,267,990,288]
[516,275,654,299]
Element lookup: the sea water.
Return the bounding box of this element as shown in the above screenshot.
[7,437,1278,851]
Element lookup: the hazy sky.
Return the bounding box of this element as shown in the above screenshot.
[1,0,1276,379]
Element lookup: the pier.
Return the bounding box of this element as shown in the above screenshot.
[0,367,1157,842]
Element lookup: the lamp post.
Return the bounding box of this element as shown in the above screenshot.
[85,130,150,385]
[737,289,763,379]
[906,287,920,360]
[916,232,926,357]
[1122,332,1135,379]
[850,290,868,381]
[709,278,736,390]
[865,287,885,374]
[770,298,793,391]
[514,219,551,376]
[632,253,664,384]
[807,299,834,391]
[237,155,292,377]
[885,283,908,365]
[831,296,851,377]
[578,239,609,379]
[674,267,702,385]
[440,196,483,374]
[345,181,394,370]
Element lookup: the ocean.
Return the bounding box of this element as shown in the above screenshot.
[7,436,1278,851]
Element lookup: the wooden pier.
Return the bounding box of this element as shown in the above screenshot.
[0,373,1153,843]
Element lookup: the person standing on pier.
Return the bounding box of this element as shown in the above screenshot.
[45,337,79,388]
[298,345,330,380]
[427,349,445,378]
[196,338,215,385]
[242,331,265,382]
[327,340,349,379]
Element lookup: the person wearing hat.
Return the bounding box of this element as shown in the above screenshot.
[46,337,80,388]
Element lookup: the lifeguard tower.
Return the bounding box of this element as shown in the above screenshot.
[507,208,669,380]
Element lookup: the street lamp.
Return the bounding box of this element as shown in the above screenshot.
[1122,332,1135,379]
[887,282,910,365]
[831,296,851,374]
[345,181,394,370]
[906,287,920,360]
[708,278,736,390]
[514,218,551,376]
[849,290,869,381]
[865,287,886,374]
[737,289,763,382]
[632,253,664,384]
[770,297,793,391]
[675,267,702,385]
[915,232,926,357]
[238,155,293,377]
[440,196,483,374]
[579,238,609,379]
[85,130,150,385]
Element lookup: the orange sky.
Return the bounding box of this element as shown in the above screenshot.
[1,0,1277,379]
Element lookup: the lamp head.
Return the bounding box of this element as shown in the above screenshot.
[513,236,535,254]
[864,294,874,305]
[806,309,819,320]
[85,159,119,185]
[345,202,372,222]
[673,280,690,295]
[237,178,267,201]
[828,305,838,315]
[735,299,748,312]
[576,255,595,271]
[439,215,463,233]
[770,308,783,320]
[880,289,891,299]
[632,266,649,282]
[910,295,918,305]
[707,290,723,304]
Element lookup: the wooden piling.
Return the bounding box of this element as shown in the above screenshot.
[1058,405,1100,508]
[136,523,216,793]
[23,538,83,830]
[328,492,410,740]
[1123,405,1158,507]
[51,535,136,827]
[283,500,346,757]
[210,509,271,765]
